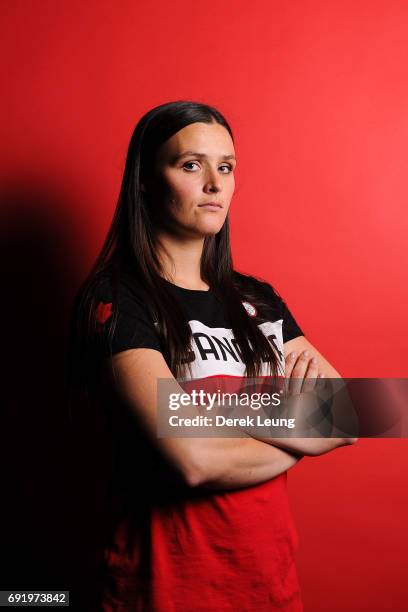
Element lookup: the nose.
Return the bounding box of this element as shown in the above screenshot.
[203,166,222,193]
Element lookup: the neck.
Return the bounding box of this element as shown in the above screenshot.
[155,230,209,290]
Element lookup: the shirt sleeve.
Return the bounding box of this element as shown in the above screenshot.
[94,277,163,357]
[281,301,304,343]
[257,279,304,343]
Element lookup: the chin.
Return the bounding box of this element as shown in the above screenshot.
[197,222,225,236]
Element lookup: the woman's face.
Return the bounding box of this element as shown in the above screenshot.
[146,121,236,238]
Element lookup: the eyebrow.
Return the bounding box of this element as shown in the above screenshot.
[172,151,237,162]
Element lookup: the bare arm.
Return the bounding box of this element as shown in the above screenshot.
[105,348,302,491]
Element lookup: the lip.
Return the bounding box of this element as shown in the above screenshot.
[198,202,223,209]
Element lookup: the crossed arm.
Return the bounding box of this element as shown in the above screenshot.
[107,335,357,491]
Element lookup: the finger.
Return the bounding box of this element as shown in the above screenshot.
[302,356,319,394]
[289,350,311,396]
[315,372,328,398]
[285,351,300,397]
[285,351,298,379]
[283,352,293,401]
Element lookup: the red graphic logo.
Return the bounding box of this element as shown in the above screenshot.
[96,301,113,325]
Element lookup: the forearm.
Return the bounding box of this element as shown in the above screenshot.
[194,435,302,490]
[247,435,357,456]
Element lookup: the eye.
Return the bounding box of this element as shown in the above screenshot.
[183,162,200,171]
[182,162,234,173]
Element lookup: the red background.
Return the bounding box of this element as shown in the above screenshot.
[2,1,407,609]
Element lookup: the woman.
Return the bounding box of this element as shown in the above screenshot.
[67,100,357,611]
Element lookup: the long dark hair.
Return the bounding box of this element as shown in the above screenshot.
[66,100,282,402]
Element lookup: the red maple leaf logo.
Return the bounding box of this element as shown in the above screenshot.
[95,301,113,325]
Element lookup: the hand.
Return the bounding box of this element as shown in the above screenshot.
[285,349,324,396]
[283,350,330,434]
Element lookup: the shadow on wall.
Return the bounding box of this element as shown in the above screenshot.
[0,177,113,610]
